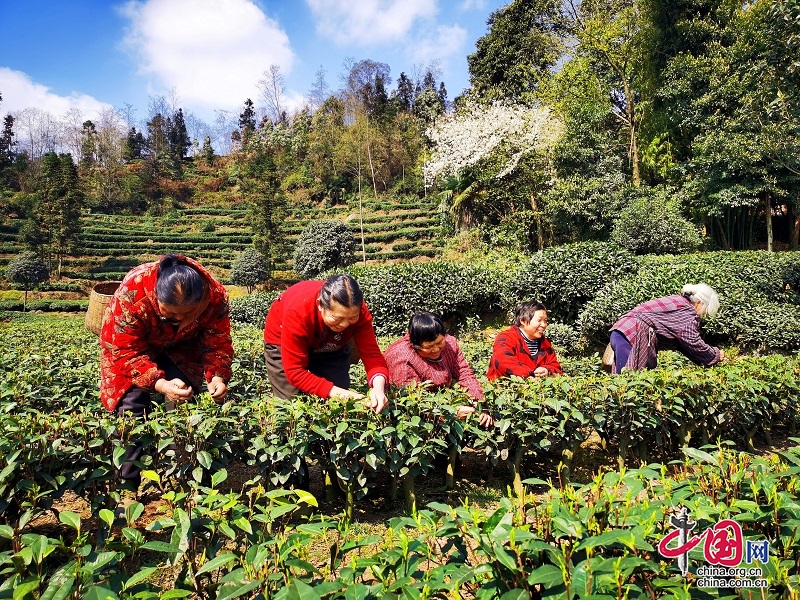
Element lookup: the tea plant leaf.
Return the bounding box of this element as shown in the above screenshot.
[112,446,126,469]
[294,489,318,507]
[140,541,181,553]
[123,567,159,589]
[58,511,81,532]
[82,585,120,600]
[492,541,518,570]
[527,564,564,587]
[40,571,75,600]
[682,448,718,465]
[196,553,238,576]
[14,579,42,600]
[141,470,160,483]
[343,583,369,600]
[216,580,264,600]
[125,501,144,523]
[97,509,115,529]
[211,468,228,488]
[159,590,193,599]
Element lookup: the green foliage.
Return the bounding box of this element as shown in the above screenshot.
[544,323,579,355]
[0,299,88,312]
[343,261,504,336]
[5,250,49,290]
[467,0,568,102]
[293,220,356,279]
[4,316,800,596]
[611,186,703,255]
[229,248,270,293]
[229,290,280,326]
[508,241,638,322]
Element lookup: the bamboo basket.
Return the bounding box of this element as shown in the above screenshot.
[85,281,121,336]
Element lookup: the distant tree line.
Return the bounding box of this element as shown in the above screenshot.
[2,0,798,282]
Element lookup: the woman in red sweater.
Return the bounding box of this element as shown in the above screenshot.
[263,274,389,413]
[487,300,563,381]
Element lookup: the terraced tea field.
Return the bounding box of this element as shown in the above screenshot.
[0,196,445,281]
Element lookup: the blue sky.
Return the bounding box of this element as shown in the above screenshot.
[0,0,507,131]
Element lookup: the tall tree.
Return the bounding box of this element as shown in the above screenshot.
[424,101,562,237]
[123,127,146,161]
[0,94,16,189]
[79,120,98,167]
[238,98,257,141]
[167,108,190,165]
[259,65,286,124]
[566,0,648,185]
[307,66,330,113]
[393,72,415,112]
[652,0,800,249]
[30,152,84,277]
[467,0,568,102]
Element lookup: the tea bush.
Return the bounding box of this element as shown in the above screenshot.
[342,261,504,336]
[293,220,357,279]
[507,241,638,323]
[229,290,280,327]
[611,187,703,254]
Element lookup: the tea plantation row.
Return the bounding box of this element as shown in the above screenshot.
[2,316,800,598]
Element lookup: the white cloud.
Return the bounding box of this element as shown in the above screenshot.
[120,0,295,118]
[459,0,488,10]
[306,0,438,45]
[0,67,113,118]
[409,24,467,65]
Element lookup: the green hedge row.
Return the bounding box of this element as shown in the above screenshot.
[0,299,89,312]
[342,262,504,336]
[229,291,281,326]
[81,232,253,243]
[10,282,85,292]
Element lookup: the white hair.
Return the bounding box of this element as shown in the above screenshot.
[682,283,719,317]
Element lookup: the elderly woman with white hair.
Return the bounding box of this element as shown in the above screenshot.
[608,283,725,373]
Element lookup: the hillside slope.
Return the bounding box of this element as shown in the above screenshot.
[0,195,445,282]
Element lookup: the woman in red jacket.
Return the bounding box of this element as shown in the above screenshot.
[263,274,389,413]
[487,300,563,380]
[100,254,233,490]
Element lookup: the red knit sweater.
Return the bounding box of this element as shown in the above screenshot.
[263,280,389,398]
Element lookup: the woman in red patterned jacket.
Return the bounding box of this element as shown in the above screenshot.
[100,254,233,489]
[487,301,563,381]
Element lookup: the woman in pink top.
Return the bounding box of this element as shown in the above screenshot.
[384,312,493,427]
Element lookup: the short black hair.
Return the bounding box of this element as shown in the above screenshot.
[156,254,206,306]
[513,300,547,326]
[408,312,446,346]
[318,274,364,309]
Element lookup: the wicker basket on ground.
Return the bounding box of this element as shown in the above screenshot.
[85,281,121,335]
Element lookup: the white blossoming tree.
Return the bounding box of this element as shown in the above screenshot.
[423,101,563,241]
